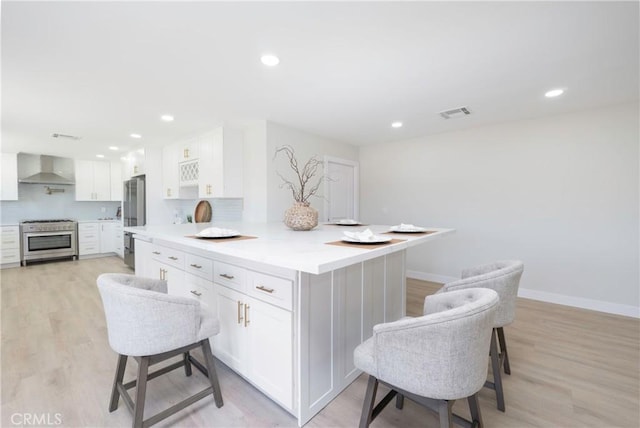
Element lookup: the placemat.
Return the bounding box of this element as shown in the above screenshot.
[325,238,406,249]
[382,230,438,236]
[186,235,257,243]
[324,223,369,227]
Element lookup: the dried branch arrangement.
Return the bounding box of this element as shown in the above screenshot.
[274,145,324,204]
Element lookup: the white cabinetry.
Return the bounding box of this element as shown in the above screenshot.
[198,128,243,198]
[162,144,180,199]
[212,261,293,408]
[79,221,121,257]
[75,160,111,201]
[78,223,100,255]
[1,153,18,201]
[134,238,153,277]
[125,149,145,178]
[110,162,123,201]
[1,226,20,266]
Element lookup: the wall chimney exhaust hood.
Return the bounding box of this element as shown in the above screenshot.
[18,153,75,185]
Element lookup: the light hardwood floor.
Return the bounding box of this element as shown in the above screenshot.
[1,258,638,427]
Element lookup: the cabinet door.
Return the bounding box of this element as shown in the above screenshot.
[148,259,183,292]
[93,161,111,201]
[162,144,180,199]
[99,223,116,253]
[0,153,18,201]
[110,162,123,201]
[245,297,293,408]
[211,284,246,372]
[134,239,153,277]
[198,127,243,198]
[75,160,95,201]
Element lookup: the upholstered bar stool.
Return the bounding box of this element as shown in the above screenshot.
[354,288,499,428]
[97,273,223,428]
[438,260,524,412]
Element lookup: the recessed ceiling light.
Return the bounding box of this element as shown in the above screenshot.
[545,88,565,98]
[261,54,280,66]
[391,121,403,128]
[130,133,142,139]
[96,154,105,158]
[109,146,118,151]
[161,114,174,122]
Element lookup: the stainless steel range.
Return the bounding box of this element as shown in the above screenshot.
[20,219,78,266]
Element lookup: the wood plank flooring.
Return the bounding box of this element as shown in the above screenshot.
[1,258,638,427]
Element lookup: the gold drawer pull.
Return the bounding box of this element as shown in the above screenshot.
[256,285,274,294]
[190,263,202,269]
[237,301,244,324]
[244,304,250,327]
[190,290,202,297]
[220,273,234,279]
[168,256,178,261]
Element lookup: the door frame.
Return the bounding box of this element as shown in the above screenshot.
[323,156,360,222]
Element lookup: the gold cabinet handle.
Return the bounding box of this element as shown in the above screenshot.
[237,301,244,324]
[207,184,212,195]
[190,263,202,269]
[256,285,274,294]
[167,188,171,197]
[159,268,165,280]
[220,273,234,279]
[134,165,138,174]
[244,304,250,327]
[190,290,202,297]
[168,256,178,261]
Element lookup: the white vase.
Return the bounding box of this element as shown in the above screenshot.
[284,202,318,231]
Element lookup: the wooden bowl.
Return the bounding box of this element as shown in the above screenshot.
[194,200,212,223]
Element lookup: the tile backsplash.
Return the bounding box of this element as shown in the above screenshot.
[0,183,121,224]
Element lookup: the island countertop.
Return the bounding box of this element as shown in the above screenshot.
[125,222,454,275]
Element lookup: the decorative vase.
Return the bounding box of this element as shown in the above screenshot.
[284,202,318,231]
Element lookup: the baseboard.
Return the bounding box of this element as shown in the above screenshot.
[407,270,640,319]
[517,287,639,318]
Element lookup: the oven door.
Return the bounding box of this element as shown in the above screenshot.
[22,231,77,261]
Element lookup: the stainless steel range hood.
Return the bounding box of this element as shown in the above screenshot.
[18,153,75,185]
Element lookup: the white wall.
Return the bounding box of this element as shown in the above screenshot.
[242,120,268,223]
[266,122,359,222]
[359,103,639,316]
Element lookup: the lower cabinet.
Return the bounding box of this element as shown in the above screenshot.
[212,279,293,409]
[79,221,122,257]
[1,225,20,266]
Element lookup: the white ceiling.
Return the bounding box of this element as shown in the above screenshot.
[2,1,638,161]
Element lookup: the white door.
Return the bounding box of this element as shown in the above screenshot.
[324,157,359,222]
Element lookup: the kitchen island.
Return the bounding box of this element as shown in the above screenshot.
[125,222,453,426]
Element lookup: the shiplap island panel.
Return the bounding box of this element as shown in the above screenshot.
[125,222,453,426]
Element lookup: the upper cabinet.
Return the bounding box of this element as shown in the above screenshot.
[162,127,242,200]
[75,160,111,201]
[0,153,18,201]
[125,149,145,178]
[198,128,243,198]
[110,162,123,201]
[179,141,199,162]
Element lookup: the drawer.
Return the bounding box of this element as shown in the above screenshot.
[1,234,20,249]
[79,242,99,255]
[78,232,99,243]
[151,245,184,269]
[1,226,19,235]
[0,248,20,264]
[247,271,293,311]
[184,273,213,303]
[78,223,99,232]
[185,253,213,280]
[214,261,246,292]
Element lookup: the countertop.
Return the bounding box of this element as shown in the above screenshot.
[77,219,122,223]
[125,222,454,275]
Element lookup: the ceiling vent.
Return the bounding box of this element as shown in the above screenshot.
[51,133,81,140]
[439,106,471,119]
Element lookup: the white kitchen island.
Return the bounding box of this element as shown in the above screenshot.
[125,222,453,426]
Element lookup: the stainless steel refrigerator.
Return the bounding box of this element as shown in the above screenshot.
[123,175,145,269]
